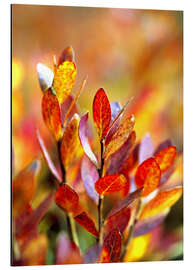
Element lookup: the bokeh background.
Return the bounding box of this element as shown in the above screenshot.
[12,4,183,263]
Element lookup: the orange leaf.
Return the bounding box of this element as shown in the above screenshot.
[101,229,122,262]
[52,60,76,103]
[93,88,111,139]
[60,114,81,169]
[74,212,99,237]
[41,88,62,141]
[140,187,183,219]
[58,46,75,66]
[154,146,176,172]
[135,157,161,197]
[95,174,127,196]
[55,184,79,213]
[104,114,135,160]
[12,161,40,218]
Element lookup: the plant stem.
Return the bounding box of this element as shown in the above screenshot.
[57,141,79,247]
[97,139,104,244]
[121,199,141,261]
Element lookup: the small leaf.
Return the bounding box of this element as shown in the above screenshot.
[58,46,75,66]
[41,88,62,141]
[93,88,111,139]
[36,129,62,183]
[55,184,79,213]
[81,156,99,204]
[140,187,183,219]
[74,212,99,237]
[133,210,169,237]
[106,131,136,175]
[154,146,176,173]
[36,63,54,92]
[12,160,40,217]
[139,134,154,164]
[60,94,79,125]
[135,157,161,197]
[56,233,82,264]
[104,114,135,160]
[104,207,131,235]
[60,114,81,169]
[95,174,127,196]
[78,113,98,167]
[101,229,122,262]
[52,60,76,103]
[107,188,142,218]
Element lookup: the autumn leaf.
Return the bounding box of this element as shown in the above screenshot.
[101,229,122,262]
[60,114,81,169]
[154,139,172,155]
[55,233,82,264]
[81,156,99,204]
[60,94,79,125]
[79,113,98,167]
[36,129,62,183]
[58,46,75,66]
[139,134,154,164]
[104,114,135,160]
[140,187,183,219]
[52,60,76,103]
[36,63,54,92]
[104,207,131,235]
[41,88,62,141]
[135,157,161,197]
[93,88,111,139]
[55,184,79,213]
[95,174,127,196]
[74,212,99,237]
[12,160,40,217]
[154,146,177,172]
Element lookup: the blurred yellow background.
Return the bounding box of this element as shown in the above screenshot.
[12,5,183,172]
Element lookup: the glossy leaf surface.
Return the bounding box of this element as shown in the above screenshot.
[154,146,176,172]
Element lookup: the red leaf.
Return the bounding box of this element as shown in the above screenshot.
[101,229,122,262]
[78,113,98,167]
[36,129,62,183]
[55,233,82,264]
[12,160,40,217]
[55,184,79,213]
[93,88,111,139]
[41,88,62,141]
[81,156,99,203]
[139,134,154,164]
[135,157,161,197]
[74,212,99,237]
[154,146,176,172]
[104,207,131,235]
[95,174,127,196]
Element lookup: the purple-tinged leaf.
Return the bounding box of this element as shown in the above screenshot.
[36,63,54,92]
[154,139,172,155]
[56,233,82,264]
[133,211,169,237]
[84,244,101,264]
[139,134,154,164]
[107,188,142,218]
[36,129,62,183]
[78,113,98,167]
[81,156,99,204]
[60,94,79,125]
[106,131,136,175]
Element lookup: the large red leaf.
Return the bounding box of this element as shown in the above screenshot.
[41,88,62,141]
[55,184,79,213]
[93,88,111,139]
[81,156,99,203]
[74,212,99,237]
[154,146,176,173]
[95,174,127,196]
[78,113,98,167]
[12,160,40,217]
[36,129,62,183]
[101,229,122,262]
[104,207,131,235]
[135,157,161,197]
